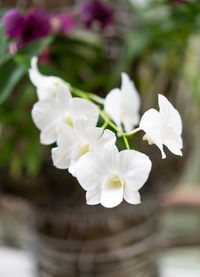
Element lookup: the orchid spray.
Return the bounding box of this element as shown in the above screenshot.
[29,57,183,208]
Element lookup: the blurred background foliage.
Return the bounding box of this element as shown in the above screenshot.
[0,0,200,199]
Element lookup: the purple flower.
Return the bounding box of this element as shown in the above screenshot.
[50,13,76,34]
[2,8,51,48]
[19,8,51,47]
[2,8,24,37]
[81,0,114,30]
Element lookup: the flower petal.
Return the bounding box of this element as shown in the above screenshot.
[40,123,58,144]
[164,135,183,156]
[124,190,141,205]
[31,98,59,133]
[102,143,119,172]
[52,124,77,168]
[55,86,72,112]
[76,152,106,191]
[51,147,72,169]
[73,116,102,142]
[86,189,101,205]
[29,56,45,87]
[139,108,166,158]
[29,56,68,100]
[104,88,122,129]
[158,94,182,136]
[101,178,123,208]
[121,72,141,131]
[94,129,116,150]
[71,98,99,127]
[119,149,152,191]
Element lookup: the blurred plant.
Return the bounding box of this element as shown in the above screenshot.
[81,0,114,30]
[0,2,115,179]
[0,0,198,188]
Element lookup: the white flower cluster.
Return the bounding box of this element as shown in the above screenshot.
[29,57,183,208]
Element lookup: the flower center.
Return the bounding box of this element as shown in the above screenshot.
[79,143,90,156]
[108,174,126,189]
[143,134,154,145]
[63,115,73,127]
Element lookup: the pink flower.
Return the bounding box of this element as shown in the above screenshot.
[50,13,76,34]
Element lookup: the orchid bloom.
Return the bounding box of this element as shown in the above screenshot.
[104,73,141,132]
[81,0,114,30]
[139,94,183,159]
[29,57,68,100]
[31,86,99,145]
[76,144,152,208]
[52,116,116,176]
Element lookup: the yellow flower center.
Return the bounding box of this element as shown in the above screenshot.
[80,143,90,156]
[63,115,73,127]
[109,174,126,189]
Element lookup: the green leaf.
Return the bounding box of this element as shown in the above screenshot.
[0,36,53,104]
[0,24,8,62]
[0,58,25,105]
[18,36,53,56]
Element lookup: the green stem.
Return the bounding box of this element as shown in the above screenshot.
[102,121,108,129]
[124,127,141,137]
[70,87,104,104]
[123,136,130,150]
[99,108,130,149]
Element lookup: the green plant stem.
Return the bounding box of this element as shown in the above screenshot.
[124,127,141,137]
[98,109,130,149]
[102,121,108,129]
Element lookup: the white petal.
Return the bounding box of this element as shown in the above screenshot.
[124,190,141,205]
[119,150,152,191]
[31,99,59,130]
[86,189,101,205]
[29,57,68,100]
[101,178,123,208]
[73,116,102,142]
[40,123,58,145]
[164,135,183,157]
[57,123,76,147]
[55,86,72,111]
[104,88,122,129]
[95,129,116,150]
[76,152,106,191]
[139,108,166,158]
[52,124,77,168]
[51,147,71,169]
[121,72,141,131]
[29,57,44,87]
[71,98,99,127]
[102,143,119,172]
[68,161,78,177]
[121,73,140,111]
[158,94,182,136]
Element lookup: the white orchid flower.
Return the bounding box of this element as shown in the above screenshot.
[104,72,141,132]
[76,144,152,208]
[31,86,99,145]
[139,94,183,159]
[52,116,116,176]
[29,56,69,100]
